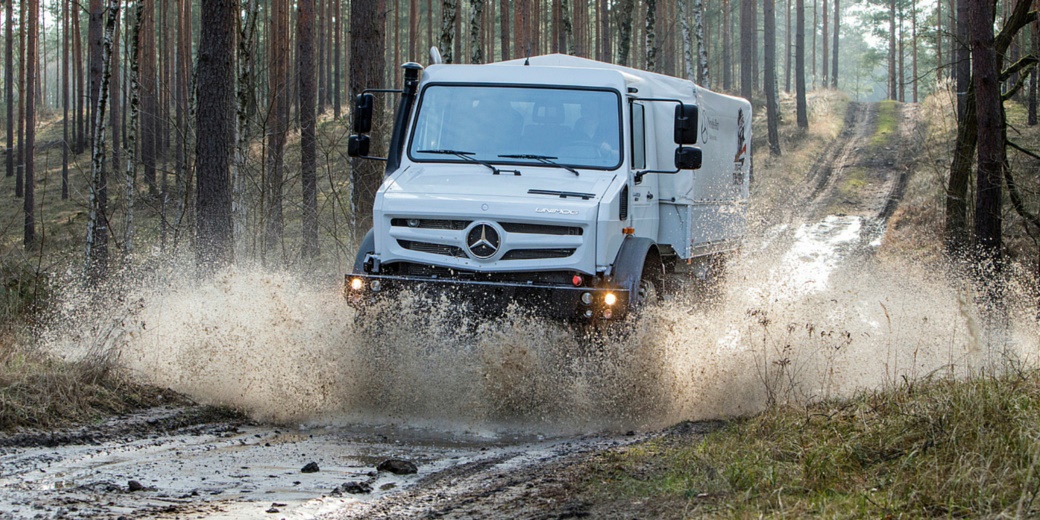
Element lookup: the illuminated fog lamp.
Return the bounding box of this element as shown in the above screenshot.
[581,292,593,305]
[603,309,614,319]
[604,292,618,306]
[350,277,364,291]
[407,219,421,227]
[572,274,583,286]
[370,279,382,292]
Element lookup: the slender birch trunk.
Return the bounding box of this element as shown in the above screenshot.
[85,0,120,281]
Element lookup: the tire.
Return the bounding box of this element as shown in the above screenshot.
[629,251,664,314]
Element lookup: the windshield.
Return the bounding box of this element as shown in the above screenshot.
[408,85,623,170]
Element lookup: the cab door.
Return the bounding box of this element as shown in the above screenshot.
[628,101,659,240]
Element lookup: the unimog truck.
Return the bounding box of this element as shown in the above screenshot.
[346,53,751,320]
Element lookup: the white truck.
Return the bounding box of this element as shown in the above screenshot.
[346,54,751,321]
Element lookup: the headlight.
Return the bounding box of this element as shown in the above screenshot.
[350,277,364,291]
[604,293,617,306]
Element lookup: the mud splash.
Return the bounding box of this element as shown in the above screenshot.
[41,215,1039,434]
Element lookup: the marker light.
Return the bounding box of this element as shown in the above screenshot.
[604,293,618,306]
[407,219,421,227]
[581,292,593,305]
[350,277,364,291]
[370,280,382,292]
[572,274,583,286]
[603,309,613,319]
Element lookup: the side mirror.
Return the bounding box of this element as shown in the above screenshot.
[353,93,375,133]
[675,146,702,170]
[348,135,370,157]
[674,104,699,144]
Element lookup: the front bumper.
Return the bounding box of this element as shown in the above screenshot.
[344,273,630,320]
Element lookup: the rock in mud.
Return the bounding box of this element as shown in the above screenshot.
[301,462,320,473]
[126,480,155,492]
[377,459,418,475]
[333,481,373,495]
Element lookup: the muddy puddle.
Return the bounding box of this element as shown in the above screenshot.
[13,208,1039,518]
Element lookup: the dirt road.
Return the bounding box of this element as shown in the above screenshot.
[1,101,922,519]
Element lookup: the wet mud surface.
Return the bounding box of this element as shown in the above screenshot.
[0,406,665,519]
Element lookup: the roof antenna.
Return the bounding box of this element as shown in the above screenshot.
[524,56,530,66]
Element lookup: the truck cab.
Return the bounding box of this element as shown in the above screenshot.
[347,54,751,320]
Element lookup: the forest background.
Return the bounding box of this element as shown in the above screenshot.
[0,0,1036,316]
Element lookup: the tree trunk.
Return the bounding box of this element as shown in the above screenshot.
[680,0,694,81]
[24,0,38,246]
[599,0,609,62]
[946,82,975,256]
[16,0,24,197]
[298,0,318,258]
[73,4,84,154]
[470,0,485,63]
[233,0,259,249]
[785,0,791,92]
[645,0,657,71]
[62,0,69,199]
[5,0,12,180]
[796,0,808,127]
[1029,16,1037,126]
[349,0,387,243]
[440,0,456,62]
[613,0,631,65]
[952,0,969,118]
[831,0,838,88]
[740,0,754,99]
[409,0,418,61]
[819,0,827,87]
[84,0,119,282]
[265,0,290,263]
[765,0,781,155]
[888,0,897,99]
[694,0,709,87]
[317,0,326,113]
[724,0,733,90]
[898,5,904,101]
[912,0,918,102]
[334,0,342,117]
[196,0,236,273]
[88,0,103,154]
[500,0,510,60]
[970,0,1002,258]
[124,0,142,260]
[140,0,156,194]
[110,6,120,187]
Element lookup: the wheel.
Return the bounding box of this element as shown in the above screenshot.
[628,252,664,314]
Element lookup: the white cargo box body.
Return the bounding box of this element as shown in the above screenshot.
[500,55,751,260]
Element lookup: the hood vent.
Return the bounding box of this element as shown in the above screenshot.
[620,185,629,221]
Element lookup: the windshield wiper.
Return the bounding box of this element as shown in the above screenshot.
[498,154,580,176]
[417,149,518,175]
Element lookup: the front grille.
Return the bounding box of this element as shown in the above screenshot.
[398,240,466,257]
[391,218,471,230]
[500,222,583,236]
[501,248,576,260]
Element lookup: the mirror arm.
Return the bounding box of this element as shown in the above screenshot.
[634,167,680,184]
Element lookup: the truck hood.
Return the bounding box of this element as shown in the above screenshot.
[382,163,619,206]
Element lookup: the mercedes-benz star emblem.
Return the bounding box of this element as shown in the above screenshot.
[466,224,500,259]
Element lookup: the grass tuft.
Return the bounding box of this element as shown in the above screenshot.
[0,339,180,430]
[585,369,1040,517]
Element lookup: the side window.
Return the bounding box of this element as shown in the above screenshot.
[631,102,646,169]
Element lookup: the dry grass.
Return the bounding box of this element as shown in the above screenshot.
[0,338,176,430]
[585,368,1040,518]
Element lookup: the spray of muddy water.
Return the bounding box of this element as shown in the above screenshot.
[41,215,1039,434]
